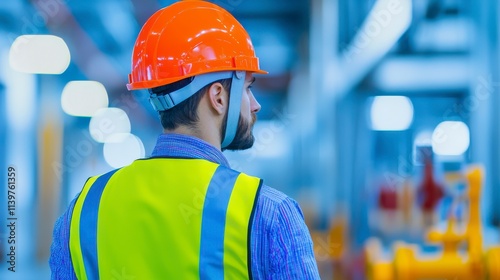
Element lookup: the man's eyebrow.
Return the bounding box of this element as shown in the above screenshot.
[248,77,256,84]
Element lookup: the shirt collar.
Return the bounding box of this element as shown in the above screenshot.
[150,133,230,168]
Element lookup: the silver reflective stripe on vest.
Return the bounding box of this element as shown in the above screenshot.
[199,166,240,278]
[79,169,118,280]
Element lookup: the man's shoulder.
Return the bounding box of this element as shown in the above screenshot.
[254,185,304,223]
[258,185,294,205]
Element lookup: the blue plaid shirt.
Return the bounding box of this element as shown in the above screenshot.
[49,133,320,279]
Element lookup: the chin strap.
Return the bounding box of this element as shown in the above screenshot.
[221,71,245,149]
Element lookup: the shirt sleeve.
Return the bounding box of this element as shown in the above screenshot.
[251,186,321,279]
[49,197,78,280]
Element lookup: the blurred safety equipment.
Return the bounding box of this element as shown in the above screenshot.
[70,159,262,279]
[126,0,267,148]
[365,166,500,280]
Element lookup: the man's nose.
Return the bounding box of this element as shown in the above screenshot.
[250,92,261,113]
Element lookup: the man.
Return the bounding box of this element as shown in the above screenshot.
[50,1,320,279]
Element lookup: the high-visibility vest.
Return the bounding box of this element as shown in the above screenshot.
[69,158,262,279]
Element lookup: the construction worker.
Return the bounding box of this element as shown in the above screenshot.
[50,1,320,279]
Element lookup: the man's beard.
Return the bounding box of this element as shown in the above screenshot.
[221,113,257,151]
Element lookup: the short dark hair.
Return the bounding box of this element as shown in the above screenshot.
[151,77,232,130]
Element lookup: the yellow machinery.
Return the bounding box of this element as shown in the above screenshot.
[365,166,500,280]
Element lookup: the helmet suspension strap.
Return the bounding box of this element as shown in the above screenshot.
[221,71,245,149]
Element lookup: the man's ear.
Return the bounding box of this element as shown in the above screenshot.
[207,82,227,115]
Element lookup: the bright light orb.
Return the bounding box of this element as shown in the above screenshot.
[9,35,70,74]
[103,133,145,168]
[370,96,414,131]
[61,81,109,117]
[89,108,131,143]
[432,121,470,156]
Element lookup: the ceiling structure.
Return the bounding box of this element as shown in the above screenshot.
[0,0,309,120]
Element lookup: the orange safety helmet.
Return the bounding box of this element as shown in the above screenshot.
[127,0,267,91]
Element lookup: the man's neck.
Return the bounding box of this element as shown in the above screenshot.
[165,125,221,151]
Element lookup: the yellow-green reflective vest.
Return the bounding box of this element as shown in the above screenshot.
[69,158,262,279]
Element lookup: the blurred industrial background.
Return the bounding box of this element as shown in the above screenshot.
[1,0,500,279]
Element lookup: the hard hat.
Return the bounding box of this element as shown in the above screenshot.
[127,0,267,149]
[127,0,267,90]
